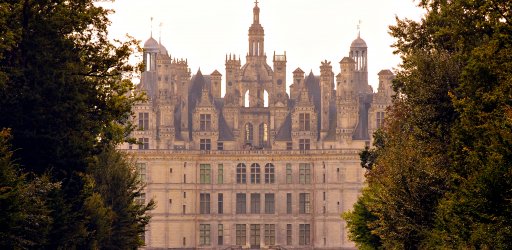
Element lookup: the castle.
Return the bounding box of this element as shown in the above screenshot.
[125,1,393,249]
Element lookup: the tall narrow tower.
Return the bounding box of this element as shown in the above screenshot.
[349,33,369,94]
[247,0,265,61]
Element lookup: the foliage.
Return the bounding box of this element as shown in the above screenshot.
[346,0,512,248]
[0,0,150,248]
[0,129,59,248]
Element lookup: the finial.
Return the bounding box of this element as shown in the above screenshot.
[150,17,154,37]
[159,22,163,44]
[357,20,362,38]
[255,0,259,6]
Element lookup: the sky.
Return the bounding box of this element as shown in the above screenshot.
[99,0,425,91]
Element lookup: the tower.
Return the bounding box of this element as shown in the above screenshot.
[349,33,369,94]
[247,0,265,60]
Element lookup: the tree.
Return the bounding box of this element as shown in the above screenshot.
[346,0,512,248]
[0,129,58,248]
[0,0,147,248]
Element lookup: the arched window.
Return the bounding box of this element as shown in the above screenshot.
[264,163,275,184]
[236,163,246,184]
[250,163,260,184]
[263,90,269,107]
[245,123,254,144]
[244,90,250,107]
[258,123,268,147]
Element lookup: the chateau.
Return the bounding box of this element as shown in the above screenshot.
[124,2,394,249]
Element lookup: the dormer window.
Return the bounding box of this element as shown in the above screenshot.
[299,113,311,131]
[200,114,212,131]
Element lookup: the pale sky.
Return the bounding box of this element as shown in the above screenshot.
[100,0,424,91]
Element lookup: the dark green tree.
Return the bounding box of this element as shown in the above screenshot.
[346,0,512,248]
[0,0,147,248]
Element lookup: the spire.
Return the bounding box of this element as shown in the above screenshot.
[357,20,362,38]
[150,17,154,38]
[253,0,260,24]
[159,22,163,44]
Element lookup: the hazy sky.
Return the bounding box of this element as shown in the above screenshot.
[100,0,424,90]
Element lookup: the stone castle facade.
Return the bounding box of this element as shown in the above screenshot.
[125,2,394,249]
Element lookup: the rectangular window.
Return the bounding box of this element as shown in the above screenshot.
[138,137,149,150]
[299,224,311,245]
[264,163,275,184]
[377,111,385,129]
[200,139,211,150]
[218,224,224,246]
[299,163,311,184]
[200,193,210,214]
[200,164,211,184]
[218,193,223,214]
[183,205,186,214]
[286,142,292,150]
[264,193,275,214]
[299,139,310,150]
[237,163,246,184]
[286,224,292,245]
[136,162,147,182]
[199,224,211,246]
[286,163,292,184]
[217,164,223,184]
[299,113,311,131]
[236,193,246,214]
[236,224,246,246]
[136,193,145,205]
[286,193,292,214]
[299,193,311,214]
[200,114,212,131]
[250,224,260,248]
[138,112,149,130]
[250,163,260,184]
[264,224,275,246]
[217,142,224,150]
[250,193,261,214]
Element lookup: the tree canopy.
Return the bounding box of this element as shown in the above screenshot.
[345,0,512,248]
[0,0,151,248]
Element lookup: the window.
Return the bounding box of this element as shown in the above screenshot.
[264,163,275,184]
[136,163,147,182]
[138,112,149,130]
[236,224,246,245]
[217,164,224,184]
[200,139,211,150]
[258,123,268,147]
[286,193,292,214]
[299,224,311,245]
[245,123,254,143]
[250,224,260,248]
[250,163,260,184]
[299,113,311,131]
[299,163,311,184]
[236,193,246,214]
[200,164,211,184]
[286,224,292,245]
[200,193,210,214]
[218,224,224,246]
[217,142,224,150]
[138,138,149,150]
[250,193,261,214]
[299,139,310,150]
[136,193,145,205]
[265,193,275,214]
[200,114,212,131]
[299,193,311,214]
[377,111,385,129]
[286,163,292,184]
[183,205,186,214]
[264,224,275,246]
[199,224,211,246]
[236,163,246,184]
[286,142,292,150]
[218,193,223,214]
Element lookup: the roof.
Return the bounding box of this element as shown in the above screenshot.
[351,36,367,48]
[378,69,394,75]
[340,57,356,64]
[293,67,305,74]
[144,37,159,49]
[211,70,222,76]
